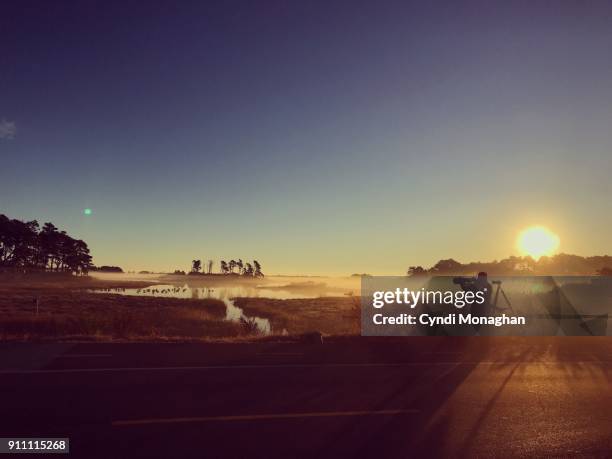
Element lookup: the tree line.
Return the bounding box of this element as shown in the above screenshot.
[0,214,92,275]
[190,258,264,277]
[408,254,612,277]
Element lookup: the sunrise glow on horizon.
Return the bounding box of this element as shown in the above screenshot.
[517,226,561,260]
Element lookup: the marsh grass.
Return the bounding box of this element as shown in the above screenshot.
[0,276,362,341]
[0,288,243,340]
[234,296,360,335]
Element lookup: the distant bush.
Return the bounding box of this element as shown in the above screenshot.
[91,266,124,273]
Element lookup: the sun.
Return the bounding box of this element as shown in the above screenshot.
[517,226,560,260]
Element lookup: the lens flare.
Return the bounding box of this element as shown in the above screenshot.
[517,226,560,260]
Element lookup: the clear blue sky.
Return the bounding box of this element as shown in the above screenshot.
[2,1,612,274]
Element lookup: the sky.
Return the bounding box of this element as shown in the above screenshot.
[2,1,612,275]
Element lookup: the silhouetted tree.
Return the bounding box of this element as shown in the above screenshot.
[191,259,202,273]
[412,254,612,276]
[0,214,92,274]
[0,215,38,268]
[407,266,427,277]
[92,266,123,273]
[63,238,92,274]
[220,260,229,274]
[236,259,244,275]
[243,262,254,276]
[253,260,264,277]
[229,259,236,274]
[430,259,462,274]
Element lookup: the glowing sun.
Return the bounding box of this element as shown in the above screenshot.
[517,226,560,260]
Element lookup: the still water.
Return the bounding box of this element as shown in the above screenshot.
[91,281,351,335]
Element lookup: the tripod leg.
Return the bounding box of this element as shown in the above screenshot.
[493,284,500,308]
[500,288,514,313]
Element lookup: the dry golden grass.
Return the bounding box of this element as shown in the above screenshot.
[0,275,362,341]
[0,288,243,341]
[234,296,360,335]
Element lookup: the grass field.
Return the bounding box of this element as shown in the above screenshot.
[0,276,360,341]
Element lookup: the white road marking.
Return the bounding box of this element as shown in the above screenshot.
[112,409,419,426]
[2,360,612,375]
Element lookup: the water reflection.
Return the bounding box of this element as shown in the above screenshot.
[91,284,278,334]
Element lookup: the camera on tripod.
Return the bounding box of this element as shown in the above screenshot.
[452,277,476,289]
[452,276,512,312]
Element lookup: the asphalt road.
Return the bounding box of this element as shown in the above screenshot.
[1,337,612,458]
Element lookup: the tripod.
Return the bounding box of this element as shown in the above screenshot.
[492,280,514,314]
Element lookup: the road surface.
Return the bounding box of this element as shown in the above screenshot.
[1,337,612,458]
